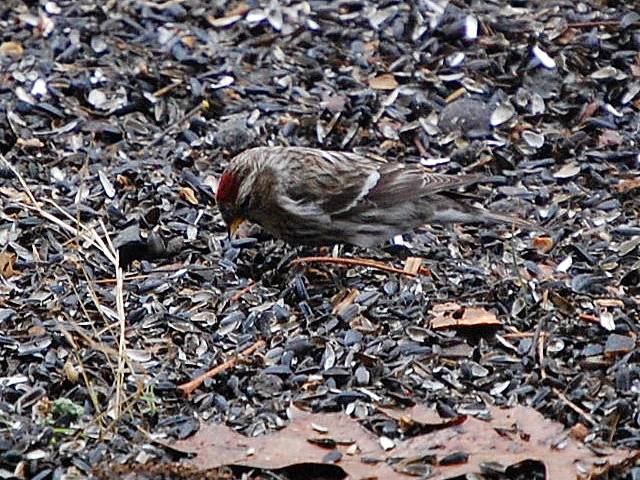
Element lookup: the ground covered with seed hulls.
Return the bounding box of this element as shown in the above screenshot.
[1,0,639,479]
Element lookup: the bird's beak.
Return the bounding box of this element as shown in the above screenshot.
[227,217,246,240]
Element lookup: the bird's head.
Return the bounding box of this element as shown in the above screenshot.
[216,168,247,238]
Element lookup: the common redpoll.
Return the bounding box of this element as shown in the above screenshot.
[216,147,530,247]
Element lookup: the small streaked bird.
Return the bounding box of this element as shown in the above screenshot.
[215,147,530,248]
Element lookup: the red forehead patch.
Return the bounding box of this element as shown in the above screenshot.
[216,170,240,203]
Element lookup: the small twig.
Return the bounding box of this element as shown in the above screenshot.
[178,339,266,397]
[148,100,207,147]
[529,313,548,362]
[552,388,596,426]
[291,256,427,277]
[608,412,620,445]
[95,274,149,284]
[579,312,600,324]
[413,136,429,157]
[230,281,257,302]
[501,332,535,339]
[55,320,105,422]
[0,181,117,265]
[566,20,622,28]
[538,331,547,380]
[42,198,117,265]
[153,79,183,98]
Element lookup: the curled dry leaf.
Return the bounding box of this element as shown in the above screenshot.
[179,186,199,205]
[0,251,17,278]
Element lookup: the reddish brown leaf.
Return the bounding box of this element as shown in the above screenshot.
[392,405,638,479]
[171,405,638,480]
[173,406,395,479]
[570,423,589,441]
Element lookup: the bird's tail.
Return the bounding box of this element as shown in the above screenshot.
[432,206,534,230]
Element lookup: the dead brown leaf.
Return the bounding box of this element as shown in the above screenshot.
[116,174,137,189]
[556,27,578,45]
[392,405,638,479]
[0,251,17,278]
[533,235,554,254]
[521,262,560,281]
[174,406,394,479]
[0,41,24,57]
[368,73,398,90]
[614,178,640,193]
[172,405,638,480]
[429,302,501,330]
[570,423,589,442]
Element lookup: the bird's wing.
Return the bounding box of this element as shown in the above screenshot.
[277,148,382,216]
[278,148,481,215]
[363,163,482,209]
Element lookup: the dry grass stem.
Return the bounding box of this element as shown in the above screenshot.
[291,256,430,277]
